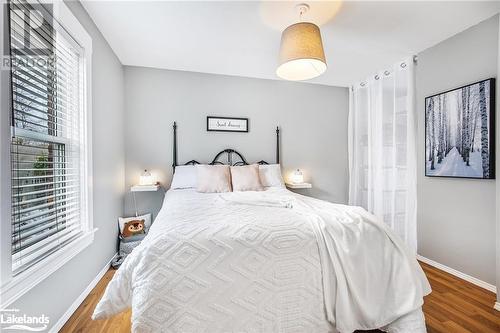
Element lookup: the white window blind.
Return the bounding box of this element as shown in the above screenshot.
[9,0,88,275]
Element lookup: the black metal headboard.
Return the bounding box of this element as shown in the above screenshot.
[172,122,280,171]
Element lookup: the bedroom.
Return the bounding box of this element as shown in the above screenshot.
[0,0,499,332]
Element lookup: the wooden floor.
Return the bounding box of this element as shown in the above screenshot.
[60,262,500,333]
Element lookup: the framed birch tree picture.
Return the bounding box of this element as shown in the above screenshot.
[425,78,496,179]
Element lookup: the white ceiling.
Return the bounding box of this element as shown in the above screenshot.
[81,1,500,87]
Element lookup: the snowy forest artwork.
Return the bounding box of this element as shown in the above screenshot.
[425,78,495,179]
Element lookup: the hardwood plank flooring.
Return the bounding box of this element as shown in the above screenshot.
[60,270,131,333]
[60,262,500,333]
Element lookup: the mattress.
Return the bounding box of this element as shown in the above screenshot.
[93,188,430,333]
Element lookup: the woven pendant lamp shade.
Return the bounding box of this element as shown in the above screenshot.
[276,22,327,81]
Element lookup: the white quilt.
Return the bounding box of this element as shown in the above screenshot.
[93,189,431,333]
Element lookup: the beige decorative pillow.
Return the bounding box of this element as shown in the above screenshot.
[196,165,232,193]
[230,164,264,192]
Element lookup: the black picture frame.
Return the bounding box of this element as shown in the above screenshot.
[206,116,249,133]
[424,78,496,179]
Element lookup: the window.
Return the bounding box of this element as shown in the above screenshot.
[1,0,92,306]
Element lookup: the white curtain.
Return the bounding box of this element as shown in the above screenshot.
[348,58,417,251]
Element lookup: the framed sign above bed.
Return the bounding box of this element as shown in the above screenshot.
[207,116,248,132]
[425,78,495,179]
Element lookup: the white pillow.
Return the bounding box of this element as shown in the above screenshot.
[196,165,232,193]
[258,164,285,188]
[230,164,264,192]
[170,165,197,189]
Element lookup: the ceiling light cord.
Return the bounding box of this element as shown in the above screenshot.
[296,3,309,23]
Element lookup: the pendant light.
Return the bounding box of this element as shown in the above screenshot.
[276,4,327,81]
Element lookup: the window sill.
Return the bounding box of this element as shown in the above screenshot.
[0,229,97,308]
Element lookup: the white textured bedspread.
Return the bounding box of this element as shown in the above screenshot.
[93,189,430,333]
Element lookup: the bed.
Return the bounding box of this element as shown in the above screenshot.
[92,124,431,333]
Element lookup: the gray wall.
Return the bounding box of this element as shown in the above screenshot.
[123,67,349,218]
[8,1,125,330]
[416,15,498,285]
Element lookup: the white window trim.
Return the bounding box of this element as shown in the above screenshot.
[0,0,93,308]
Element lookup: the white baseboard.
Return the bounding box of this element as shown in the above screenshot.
[49,253,117,333]
[417,255,497,294]
[494,302,500,312]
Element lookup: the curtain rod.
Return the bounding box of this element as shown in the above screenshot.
[355,55,417,87]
